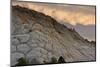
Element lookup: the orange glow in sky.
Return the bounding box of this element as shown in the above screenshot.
[12,1,96,25]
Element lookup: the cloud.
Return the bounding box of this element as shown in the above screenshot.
[12,1,96,25]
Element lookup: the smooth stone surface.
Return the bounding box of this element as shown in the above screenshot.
[11,45,16,52]
[15,34,30,43]
[27,49,41,58]
[11,38,19,46]
[17,44,30,53]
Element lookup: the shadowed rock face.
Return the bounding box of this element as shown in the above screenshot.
[11,6,96,66]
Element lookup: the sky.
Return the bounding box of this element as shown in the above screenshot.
[12,1,96,25]
[12,1,96,41]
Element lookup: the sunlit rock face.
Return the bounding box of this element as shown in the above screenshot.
[11,6,96,66]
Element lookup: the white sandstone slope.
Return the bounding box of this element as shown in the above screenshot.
[11,6,96,66]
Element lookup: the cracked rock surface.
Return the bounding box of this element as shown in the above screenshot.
[11,6,96,66]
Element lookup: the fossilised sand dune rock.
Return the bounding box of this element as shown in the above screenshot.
[11,6,96,66]
[13,34,30,43]
[17,44,31,54]
[11,52,25,66]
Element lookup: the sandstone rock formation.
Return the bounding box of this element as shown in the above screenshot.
[11,6,96,66]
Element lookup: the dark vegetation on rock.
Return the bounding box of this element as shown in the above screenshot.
[14,56,66,66]
[15,57,29,66]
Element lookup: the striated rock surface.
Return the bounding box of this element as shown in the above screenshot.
[11,6,96,66]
